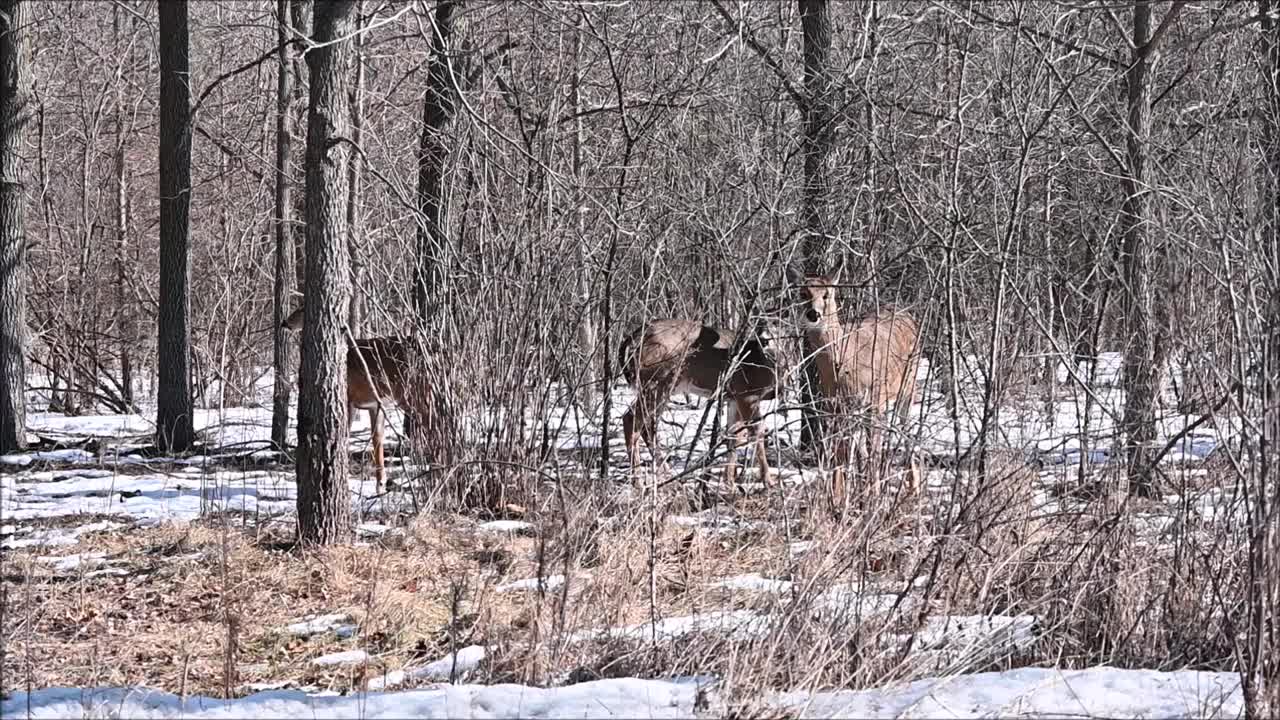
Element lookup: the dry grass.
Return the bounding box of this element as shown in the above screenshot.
[1,451,1250,701]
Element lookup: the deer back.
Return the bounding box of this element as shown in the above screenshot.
[828,309,920,409]
[620,319,777,400]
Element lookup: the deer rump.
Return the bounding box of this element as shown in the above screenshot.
[618,320,777,402]
[618,318,779,485]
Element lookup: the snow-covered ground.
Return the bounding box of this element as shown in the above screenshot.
[1,667,1243,719]
[0,355,1255,719]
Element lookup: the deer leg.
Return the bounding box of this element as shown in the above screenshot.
[832,430,849,511]
[369,404,385,494]
[722,398,744,486]
[623,403,642,470]
[738,398,771,487]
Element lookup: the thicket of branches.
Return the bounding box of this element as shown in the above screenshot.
[3,0,1280,712]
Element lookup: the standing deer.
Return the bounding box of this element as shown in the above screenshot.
[787,263,922,506]
[282,306,449,493]
[618,318,779,485]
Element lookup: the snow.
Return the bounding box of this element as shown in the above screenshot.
[1,668,1242,719]
[283,613,357,639]
[367,646,488,690]
[497,575,566,593]
[0,373,1257,720]
[776,667,1242,719]
[310,650,370,667]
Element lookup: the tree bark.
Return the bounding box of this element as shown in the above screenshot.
[412,0,457,325]
[571,9,596,411]
[798,0,834,450]
[290,0,311,293]
[1119,0,1176,497]
[346,1,365,335]
[0,0,29,454]
[155,0,195,452]
[271,0,295,450]
[296,0,356,546]
[112,4,133,410]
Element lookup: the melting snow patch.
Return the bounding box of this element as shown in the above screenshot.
[569,610,771,644]
[2,677,699,719]
[497,575,565,593]
[773,666,1241,719]
[310,650,370,667]
[477,520,534,535]
[367,646,488,690]
[0,521,126,550]
[284,614,357,639]
[35,552,111,572]
[710,573,794,594]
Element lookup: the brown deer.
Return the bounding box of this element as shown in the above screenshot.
[787,263,922,506]
[618,318,780,486]
[282,306,449,493]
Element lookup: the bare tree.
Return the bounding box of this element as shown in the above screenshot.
[155,0,194,452]
[346,0,366,335]
[798,0,835,450]
[0,0,29,454]
[412,0,458,326]
[1118,0,1182,497]
[296,0,357,545]
[271,0,296,450]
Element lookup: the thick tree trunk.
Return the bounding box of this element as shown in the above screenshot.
[798,0,834,450]
[1119,0,1169,498]
[271,0,295,450]
[0,0,29,454]
[155,0,195,452]
[412,0,457,325]
[112,5,133,410]
[296,0,356,546]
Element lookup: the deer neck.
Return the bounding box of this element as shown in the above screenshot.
[805,320,845,394]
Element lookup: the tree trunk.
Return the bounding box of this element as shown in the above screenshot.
[346,1,365,335]
[112,4,133,410]
[271,0,296,450]
[155,0,195,453]
[290,0,311,293]
[1119,0,1175,498]
[571,9,596,411]
[412,0,457,326]
[296,0,356,546]
[798,0,834,450]
[0,0,30,454]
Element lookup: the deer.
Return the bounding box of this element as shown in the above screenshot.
[787,262,922,507]
[281,306,449,494]
[618,317,780,486]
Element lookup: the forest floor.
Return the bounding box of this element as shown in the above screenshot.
[0,354,1254,717]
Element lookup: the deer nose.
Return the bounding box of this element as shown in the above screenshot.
[805,309,820,323]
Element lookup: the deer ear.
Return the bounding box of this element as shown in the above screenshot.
[829,254,847,287]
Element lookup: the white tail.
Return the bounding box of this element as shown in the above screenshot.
[788,264,922,505]
[282,306,449,493]
[618,318,779,485]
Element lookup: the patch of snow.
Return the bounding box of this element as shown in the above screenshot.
[0,521,125,549]
[283,614,355,639]
[569,610,771,644]
[710,573,794,594]
[774,666,1241,719]
[368,646,488,690]
[477,520,534,534]
[497,575,565,593]
[34,552,110,572]
[310,650,370,667]
[2,677,699,719]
